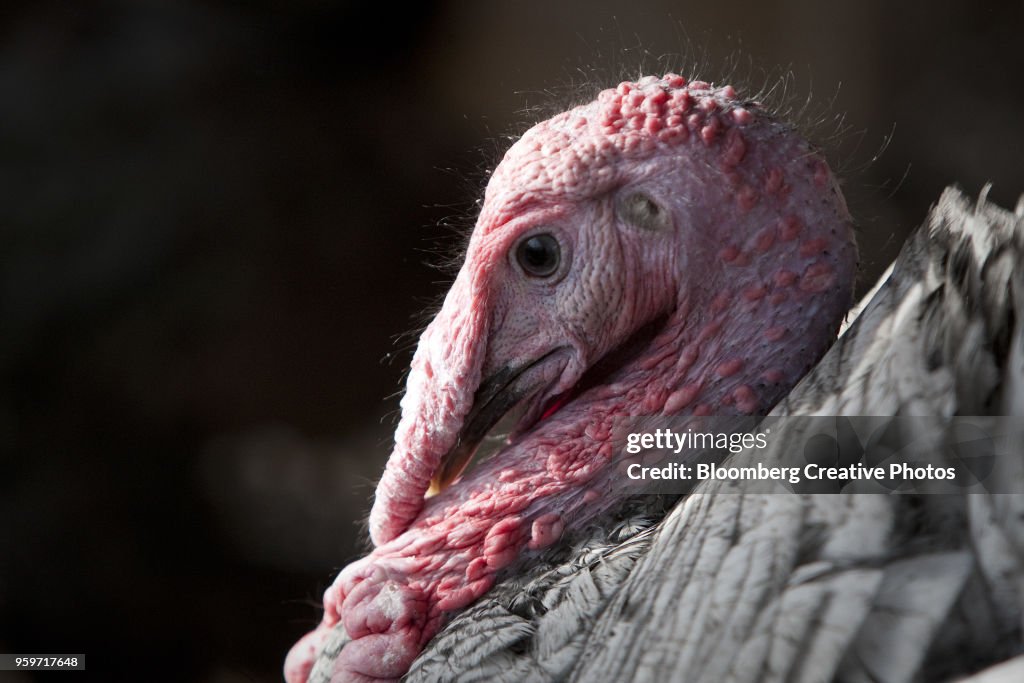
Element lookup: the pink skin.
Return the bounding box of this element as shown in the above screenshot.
[285,74,857,682]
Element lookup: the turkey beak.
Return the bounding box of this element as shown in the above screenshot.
[427,364,525,496]
[428,350,570,496]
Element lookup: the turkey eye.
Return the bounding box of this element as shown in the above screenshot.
[515,233,561,278]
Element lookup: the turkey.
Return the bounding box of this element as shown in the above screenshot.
[285,74,1024,682]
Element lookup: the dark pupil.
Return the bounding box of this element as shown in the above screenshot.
[517,234,560,277]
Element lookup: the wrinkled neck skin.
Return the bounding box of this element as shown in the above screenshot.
[285,76,856,683]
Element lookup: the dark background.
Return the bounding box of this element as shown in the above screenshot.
[2,1,1022,681]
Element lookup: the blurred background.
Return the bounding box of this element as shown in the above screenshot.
[2,1,1022,681]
